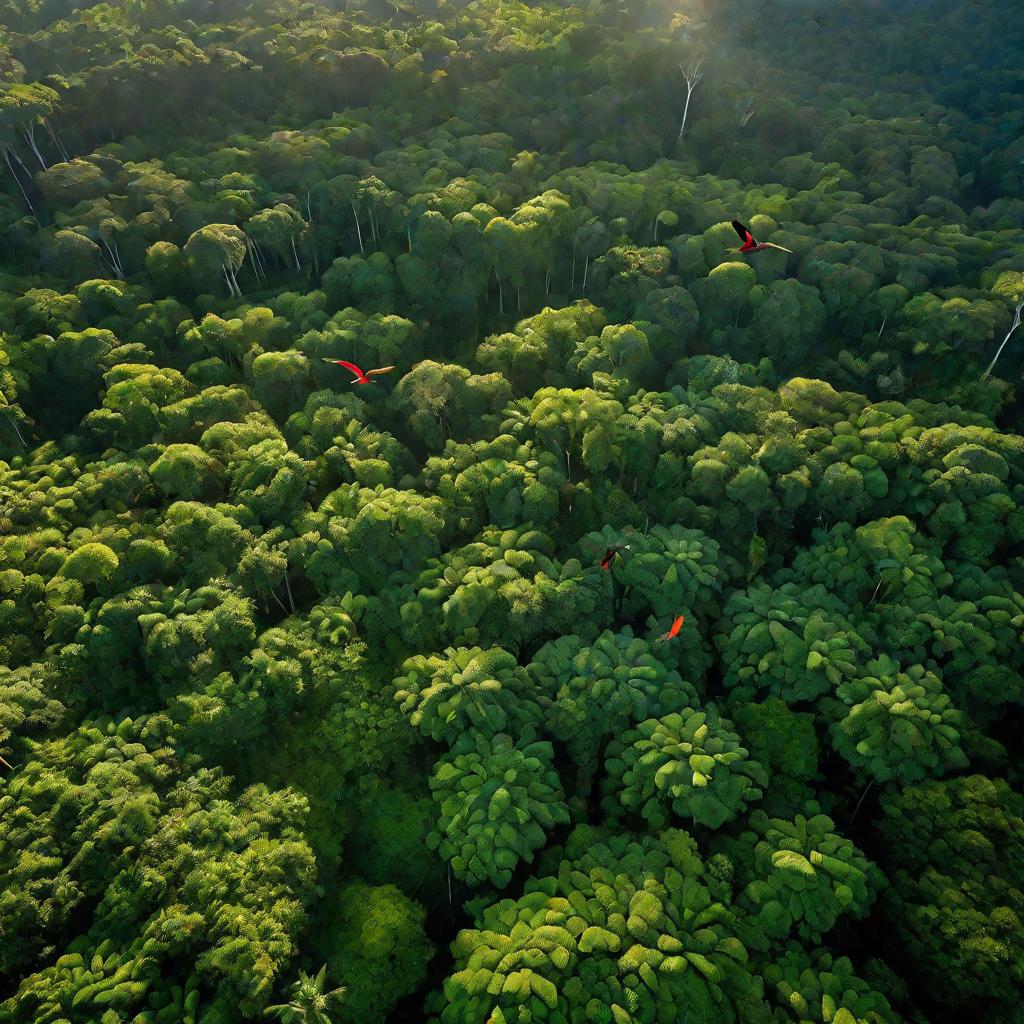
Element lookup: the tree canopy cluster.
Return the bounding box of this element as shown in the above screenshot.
[0,0,1022,1022]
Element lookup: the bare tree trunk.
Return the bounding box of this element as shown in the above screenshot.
[100,239,124,278]
[284,569,295,613]
[44,119,69,161]
[981,304,1023,381]
[570,242,577,294]
[3,410,26,448]
[582,256,589,295]
[252,237,269,280]
[223,264,236,297]
[351,201,364,254]
[850,780,874,824]
[245,234,264,282]
[678,62,704,140]
[305,188,313,220]
[101,254,122,280]
[291,234,301,271]
[229,263,242,296]
[678,88,694,139]
[21,123,48,170]
[3,147,34,212]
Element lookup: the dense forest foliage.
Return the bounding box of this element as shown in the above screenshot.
[1,0,1023,1021]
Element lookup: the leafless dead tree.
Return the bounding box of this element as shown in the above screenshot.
[678,61,704,140]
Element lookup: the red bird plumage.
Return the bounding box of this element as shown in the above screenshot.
[729,219,793,255]
[599,543,630,570]
[323,358,396,384]
[733,220,757,252]
[657,614,686,643]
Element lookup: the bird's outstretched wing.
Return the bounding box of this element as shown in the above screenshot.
[365,365,396,377]
[732,220,755,246]
[325,358,366,378]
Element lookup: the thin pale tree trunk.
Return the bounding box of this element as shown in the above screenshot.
[45,120,69,161]
[21,123,47,170]
[351,201,364,254]
[3,147,34,212]
[3,410,26,448]
[252,238,269,279]
[291,234,301,271]
[570,242,576,294]
[678,63,703,140]
[981,304,1023,381]
[582,256,589,295]
[101,239,123,278]
[850,780,874,824]
[678,87,694,138]
[245,235,264,281]
[678,82,696,139]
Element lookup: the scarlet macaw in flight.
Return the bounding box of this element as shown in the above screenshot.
[656,614,686,643]
[729,219,792,255]
[599,542,631,570]
[323,358,396,384]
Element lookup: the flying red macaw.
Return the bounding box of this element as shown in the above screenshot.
[729,219,793,255]
[657,614,686,643]
[323,358,396,384]
[599,542,631,570]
